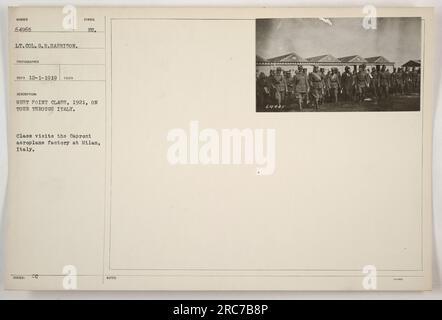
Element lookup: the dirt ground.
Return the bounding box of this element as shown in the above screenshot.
[259,93,421,112]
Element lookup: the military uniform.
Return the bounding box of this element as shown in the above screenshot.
[412,68,420,91]
[323,72,331,101]
[404,68,412,94]
[319,69,326,104]
[355,69,370,102]
[352,70,358,101]
[272,72,287,105]
[285,72,294,105]
[293,70,309,111]
[256,73,270,111]
[328,71,340,103]
[308,70,323,109]
[341,70,353,101]
[411,68,418,91]
[390,70,397,95]
[370,69,380,99]
[396,69,405,95]
[379,69,390,98]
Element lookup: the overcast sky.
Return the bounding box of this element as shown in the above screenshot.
[256,18,421,66]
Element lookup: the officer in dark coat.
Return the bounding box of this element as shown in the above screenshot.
[256,72,270,111]
[340,66,353,102]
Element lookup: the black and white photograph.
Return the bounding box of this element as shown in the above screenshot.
[1,4,439,299]
[256,18,422,112]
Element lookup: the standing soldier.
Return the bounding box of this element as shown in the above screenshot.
[293,65,309,111]
[324,70,332,103]
[284,70,294,106]
[268,69,276,104]
[379,65,390,99]
[256,72,270,111]
[352,66,358,102]
[411,67,419,92]
[304,68,310,105]
[390,68,397,96]
[308,65,323,111]
[415,68,421,92]
[329,68,341,103]
[319,68,327,105]
[396,67,405,95]
[341,66,353,102]
[370,66,380,100]
[272,67,287,106]
[355,64,370,103]
[385,68,392,94]
[404,67,412,94]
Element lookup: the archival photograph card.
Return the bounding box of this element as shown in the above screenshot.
[5,7,433,291]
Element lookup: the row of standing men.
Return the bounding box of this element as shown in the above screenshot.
[256,64,420,111]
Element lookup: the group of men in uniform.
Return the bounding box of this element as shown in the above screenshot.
[256,64,421,111]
